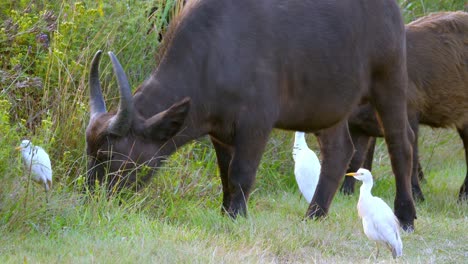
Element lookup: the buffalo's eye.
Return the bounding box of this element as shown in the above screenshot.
[97,148,116,160]
[97,149,108,159]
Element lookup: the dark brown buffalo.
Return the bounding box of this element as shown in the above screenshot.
[342,11,468,202]
[86,0,416,229]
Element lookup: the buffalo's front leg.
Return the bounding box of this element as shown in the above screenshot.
[211,136,234,214]
[341,132,374,195]
[307,121,354,218]
[226,127,270,217]
[457,126,468,201]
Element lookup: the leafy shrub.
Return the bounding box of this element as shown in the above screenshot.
[0,1,185,189]
[399,0,465,22]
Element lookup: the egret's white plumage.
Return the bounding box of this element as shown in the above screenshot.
[346,168,403,259]
[16,140,52,197]
[292,132,321,203]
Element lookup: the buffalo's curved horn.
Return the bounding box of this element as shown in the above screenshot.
[107,51,134,136]
[89,50,107,119]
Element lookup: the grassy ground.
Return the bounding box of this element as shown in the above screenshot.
[1,0,467,263]
[0,128,466,263]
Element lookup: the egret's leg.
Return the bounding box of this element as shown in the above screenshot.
[375,243,380,259]
[44,183,49,204]
[32,183,36,199]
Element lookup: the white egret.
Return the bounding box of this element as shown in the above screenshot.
[292,131,321,203]
[346,168,403,259]
[16,139,53,201]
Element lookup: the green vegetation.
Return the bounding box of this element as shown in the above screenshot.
[0,0,466,262]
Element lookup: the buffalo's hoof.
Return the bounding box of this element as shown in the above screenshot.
[305,204,327,220]
[458,183,467,202]
[226,210,239,219]
[394,200,417,233]
[398,214,416,233]
[401,222,415,233]
[412,187,425,202]
[458,191,467,202]
[225,202,248,219]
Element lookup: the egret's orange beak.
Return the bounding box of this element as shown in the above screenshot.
[345,172,357,177]
[15,146,23,151]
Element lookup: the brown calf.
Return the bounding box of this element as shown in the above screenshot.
[343,12,468,202]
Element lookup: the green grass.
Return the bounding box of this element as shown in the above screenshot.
[1,0,467,263]
[1,128,466,263]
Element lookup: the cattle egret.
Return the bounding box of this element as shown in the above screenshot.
[16,139,52,201]
[346,168,403,259]
[292,132,321,203]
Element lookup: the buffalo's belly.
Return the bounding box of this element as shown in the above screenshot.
[274,89,363,132]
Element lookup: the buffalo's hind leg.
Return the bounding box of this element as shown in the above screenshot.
[363,137,376,171]
[341,133,374,195]
[460,176,468,201]
[307,120,354,218]
[371,72,416,231]
[457,126,468,201]
[210,136,233,214]
[408,116,425,202]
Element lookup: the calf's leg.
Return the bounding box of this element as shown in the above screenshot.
[457,126,468,201]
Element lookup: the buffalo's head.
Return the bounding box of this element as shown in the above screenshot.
[85,51,190,192]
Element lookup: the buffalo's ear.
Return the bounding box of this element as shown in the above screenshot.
[143,97,191,141]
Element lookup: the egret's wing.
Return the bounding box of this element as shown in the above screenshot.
[47,178,52,190]
[30,162,52,184]
[32,147,52,168]
[30,147,52,178]
[294,150,321,202]
[365,197,403,256]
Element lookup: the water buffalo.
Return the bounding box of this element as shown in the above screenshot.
[86,0,416,229]
[342,11,468,202]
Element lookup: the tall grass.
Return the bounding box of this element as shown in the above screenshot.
[0,0,467,263]
[400,0,466,22]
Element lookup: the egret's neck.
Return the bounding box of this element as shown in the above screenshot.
[294,132,306,148]
[23,147,34,156]
[293,132,307,162]
[359,180,374,197]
